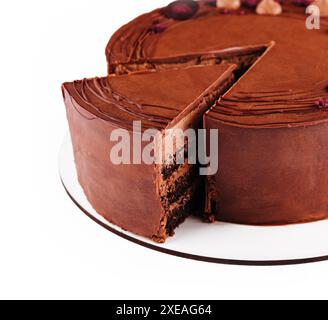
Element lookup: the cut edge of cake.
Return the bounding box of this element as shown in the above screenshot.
[153,63,237,242]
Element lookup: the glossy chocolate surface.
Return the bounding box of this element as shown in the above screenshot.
[106,1,328,128]
[63,64,234,131]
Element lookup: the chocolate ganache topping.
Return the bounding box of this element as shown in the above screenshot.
[63,64,235,131]
[106,0,328,128]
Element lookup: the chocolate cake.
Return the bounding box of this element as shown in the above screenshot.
[63,0,328,242]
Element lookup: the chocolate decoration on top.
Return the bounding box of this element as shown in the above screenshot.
[217,0,241,10]
[256,0,283,15]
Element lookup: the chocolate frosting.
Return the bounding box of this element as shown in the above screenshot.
[106,1,328,128]
[63,64,235,131]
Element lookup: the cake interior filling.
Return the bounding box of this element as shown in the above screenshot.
[110,43,271,77]
[149,43,275,242]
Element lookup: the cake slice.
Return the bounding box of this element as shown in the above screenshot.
[62,63,236,242]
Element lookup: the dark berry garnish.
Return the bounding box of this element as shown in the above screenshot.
[315,98,328,110]
[149,23,167,33]
[242,0,260,8]
[163,0,199,21]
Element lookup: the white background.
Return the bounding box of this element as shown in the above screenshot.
[1,0,328,300]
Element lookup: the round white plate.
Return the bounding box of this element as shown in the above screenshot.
[59,136,328,266]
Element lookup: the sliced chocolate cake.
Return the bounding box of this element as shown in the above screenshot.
[62,63,236,242]
[104,0,328,227]
[62,0,328,242]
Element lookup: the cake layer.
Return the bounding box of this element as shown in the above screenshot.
[164,180,201,238]
[159,163,198,207]
[109,44,268,76]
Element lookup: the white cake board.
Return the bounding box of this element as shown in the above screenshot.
[59,136,328,266]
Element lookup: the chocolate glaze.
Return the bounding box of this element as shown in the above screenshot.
[64,64,234,131]
[106,1,328,128]
[205,120,328,225]
[63,95,163,238]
